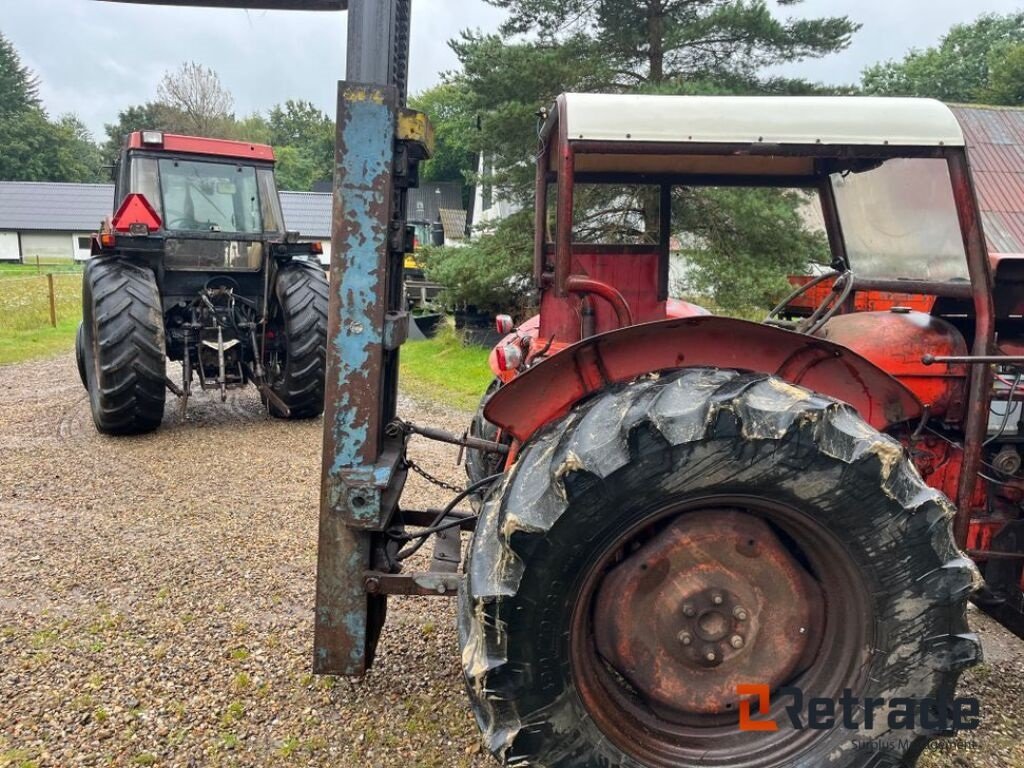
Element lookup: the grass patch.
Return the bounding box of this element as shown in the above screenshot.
[399,324,493,412]
[0,262,82,278]
[0,267,81,365]
[0,318,78,366]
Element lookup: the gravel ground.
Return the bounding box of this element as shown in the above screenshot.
[1,353,1022,768]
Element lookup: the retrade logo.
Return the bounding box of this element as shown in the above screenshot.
[737,684,778,732]
[736,685,980,733]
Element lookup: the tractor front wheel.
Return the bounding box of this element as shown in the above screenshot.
[460,368,980,768]
[465,378,507,491]
[75,322,88,389]
[265,261,329,419]
[81,259,166,435]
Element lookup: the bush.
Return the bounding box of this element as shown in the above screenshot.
[419,210,535,315]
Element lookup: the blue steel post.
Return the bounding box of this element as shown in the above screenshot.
[314,0,413,676]
[314,84,399,675]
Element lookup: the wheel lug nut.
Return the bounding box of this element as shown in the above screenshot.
[677,631,692,646]
[730,635,745,649]
[711,593,724,605]
[682,604,696,617]
[733,606,748,621]
[704,649,719,664]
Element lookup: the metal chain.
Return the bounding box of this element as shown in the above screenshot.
[404,457,465,495]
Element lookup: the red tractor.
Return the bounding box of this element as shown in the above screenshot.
[337,93,1021,767]
[77,131,329,434]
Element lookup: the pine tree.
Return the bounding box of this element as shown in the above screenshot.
[425,1,850,310]
[0,31,40,117]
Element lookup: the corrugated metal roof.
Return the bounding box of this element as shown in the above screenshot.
[408,181,464,224]
[0,181,336,238]
[952,105,1024,254]
[0,182,114,232]
[438,208,468,241]
[278,191,332,238]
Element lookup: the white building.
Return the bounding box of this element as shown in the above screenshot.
[472,154,521,231]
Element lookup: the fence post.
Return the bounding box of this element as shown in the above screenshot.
[47,273,56,328]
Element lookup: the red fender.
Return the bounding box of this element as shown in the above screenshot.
[484,316,924,443]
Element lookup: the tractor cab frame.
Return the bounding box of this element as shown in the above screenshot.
[483,96,1024,638]
[492,94,996,544]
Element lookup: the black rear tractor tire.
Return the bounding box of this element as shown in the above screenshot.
[465,378,507,490]
[460,368,981,768]
[81,259,166,435]
[75,322,88,390]
[265,261,329,419]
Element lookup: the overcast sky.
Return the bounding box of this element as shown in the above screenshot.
[2,0,1022,139]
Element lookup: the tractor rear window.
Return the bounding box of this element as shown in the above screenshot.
[570,184,662,245]
[158,159,263,235]
[257,168,284,233]
[831,158,969,282]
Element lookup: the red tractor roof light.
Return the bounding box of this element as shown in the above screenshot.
[111,193,163,234]
[126,131,276,163]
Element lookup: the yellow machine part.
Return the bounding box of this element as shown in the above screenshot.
[397,109,435,160]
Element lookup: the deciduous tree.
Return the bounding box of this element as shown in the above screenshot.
[862,13,1024,105]
[410,82,479,188]
[266,100,334,190]
[156,61,235,136]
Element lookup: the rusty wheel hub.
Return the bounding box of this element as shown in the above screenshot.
[593,510,822,717]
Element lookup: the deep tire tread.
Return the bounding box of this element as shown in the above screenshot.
[460,368,981,768]
[266,262,329,419]
[82,259,166,435]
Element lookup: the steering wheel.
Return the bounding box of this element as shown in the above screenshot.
[168,217,199,230]
[765,270,855,335]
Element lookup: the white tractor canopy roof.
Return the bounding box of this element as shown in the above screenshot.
[556,94,966,148]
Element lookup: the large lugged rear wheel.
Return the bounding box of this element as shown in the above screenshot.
[460,368,980,768]
[265,261,329,419]
[81,259,166,435]
[465,378,506,490]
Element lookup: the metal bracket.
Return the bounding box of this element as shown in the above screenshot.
[384,311,410,351]
[364,571,460,597]
[326,438,406,530]
[431,528,462,574]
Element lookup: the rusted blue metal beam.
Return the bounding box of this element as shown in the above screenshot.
[314,0,417,678]
[315,83,401,675]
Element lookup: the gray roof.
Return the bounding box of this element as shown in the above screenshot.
[0,182,114,232]
[278,191,332,239]
[408,181,464,224]
[0,181,336,238]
